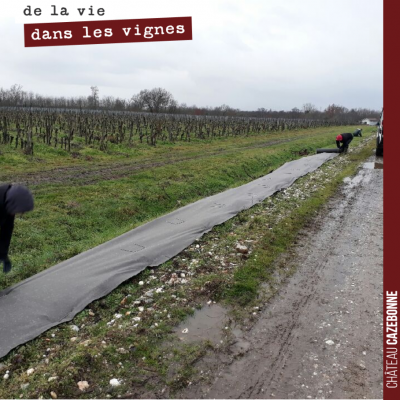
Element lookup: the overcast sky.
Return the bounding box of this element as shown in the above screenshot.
[0,0,383,111]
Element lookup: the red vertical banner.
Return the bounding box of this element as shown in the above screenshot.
[384,0,399,399]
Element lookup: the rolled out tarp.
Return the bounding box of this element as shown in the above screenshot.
[316,148,341,154]
[0,152,337,359]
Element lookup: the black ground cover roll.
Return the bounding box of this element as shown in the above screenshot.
[0,152,337,358]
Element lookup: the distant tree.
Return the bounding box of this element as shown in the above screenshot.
[132,87,175,113]
[88,86,99,109]
[324,103,348,118]
[302,103,317,114]
[102,95,115,109]
[130,93,145,111]
[0,84,26,106]
[167,98,178,113]
[114,97,126,111]
[215,104,237,116]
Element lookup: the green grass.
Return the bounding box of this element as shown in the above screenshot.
[1,126,352,175]
[0,125,366,290]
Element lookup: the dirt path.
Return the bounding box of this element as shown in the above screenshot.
[6,133,321,186]
[180,158,383,399]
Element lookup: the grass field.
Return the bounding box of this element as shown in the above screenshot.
[0,126,376,398]
[1,125,362,290]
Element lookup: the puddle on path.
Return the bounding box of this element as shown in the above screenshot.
[363,162,383,170]
[343,174,364,187]
[174,304,228,344]
[363,162,374,169]
[343,160,382,197]
[231,327,251,353]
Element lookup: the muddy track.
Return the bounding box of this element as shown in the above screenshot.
[5,132,325,186]
[178,158,383,399]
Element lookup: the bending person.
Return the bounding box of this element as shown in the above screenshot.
[353,128,362,137]
[0,184,34,274]
[336,133,353,154]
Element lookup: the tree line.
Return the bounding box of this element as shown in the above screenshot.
[0,84,380,122]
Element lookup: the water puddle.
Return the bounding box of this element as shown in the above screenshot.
[363,162,383,170]
[363,162,375,169]
[231,327,251,353]
[174,304,228,344]
[343,174,364,188]
[342,171,372,197]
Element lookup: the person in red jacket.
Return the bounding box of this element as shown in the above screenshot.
[0,184,34,273]
[336,133,353,153]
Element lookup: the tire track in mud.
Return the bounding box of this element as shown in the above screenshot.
[253,229,351,396]
[4,132,329,186]
[234,219,348,399]
[245,246,341,398]
[179,161,383,399]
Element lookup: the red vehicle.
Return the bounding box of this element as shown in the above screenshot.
[376,108,383,157]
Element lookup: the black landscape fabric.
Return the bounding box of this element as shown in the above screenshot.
[0,153,337,358]
[316,148,341,154]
